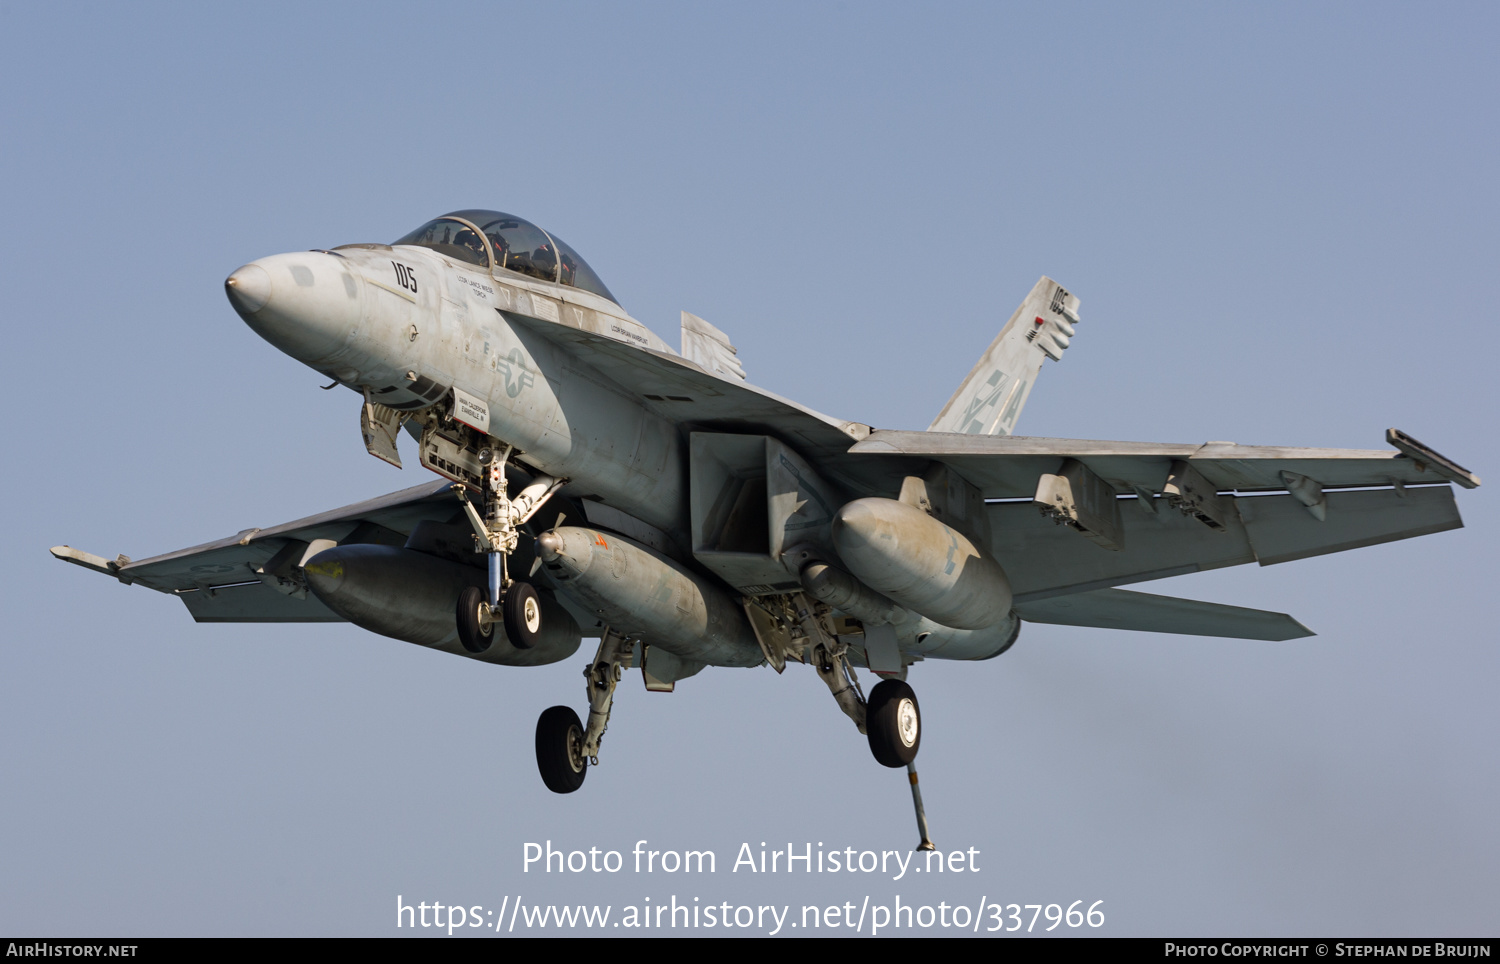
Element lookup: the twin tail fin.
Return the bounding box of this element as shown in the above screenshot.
[928,276,1079,436]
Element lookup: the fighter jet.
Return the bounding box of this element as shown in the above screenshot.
[52,210,1479,845]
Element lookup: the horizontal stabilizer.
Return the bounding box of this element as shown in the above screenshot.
[1014,587,1313,640]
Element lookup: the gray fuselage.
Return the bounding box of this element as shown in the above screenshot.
[229,243,687,537]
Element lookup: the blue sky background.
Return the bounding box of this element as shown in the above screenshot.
[1,1,1496,936]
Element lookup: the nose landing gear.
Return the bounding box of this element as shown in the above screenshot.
[452,442,564,654]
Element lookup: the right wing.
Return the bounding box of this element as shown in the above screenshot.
[52,479,463,623]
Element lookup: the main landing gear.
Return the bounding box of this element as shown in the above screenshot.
[866,678,921,767]
[535,628,632,794]
[535,706,587,793]
[453,443,562,654]
[810,628,934,851]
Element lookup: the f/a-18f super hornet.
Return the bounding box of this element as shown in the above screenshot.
[53,210,1479,846]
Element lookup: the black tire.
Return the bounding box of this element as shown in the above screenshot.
[536,705,587,793]
[456,585,493,654]
[502,582,543,650]
[866,679,921,768]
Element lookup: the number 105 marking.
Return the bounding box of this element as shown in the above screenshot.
[392,262,418,293]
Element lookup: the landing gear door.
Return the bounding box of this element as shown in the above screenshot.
[361,388,403,468]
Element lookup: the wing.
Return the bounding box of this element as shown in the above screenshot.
[52,479,463,623]
[848,428,1479,495]
[846,427,1475,602]
[504,311,871,463]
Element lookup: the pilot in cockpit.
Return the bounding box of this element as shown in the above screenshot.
[454,228,488,265]
[488,233,510,268]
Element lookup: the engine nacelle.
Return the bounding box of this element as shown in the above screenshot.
[831,497,1012,631]
[303,544,580,666]
[536,526,763,667]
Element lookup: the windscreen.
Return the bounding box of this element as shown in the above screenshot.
[392,218,489,268]
[443,209,620,305]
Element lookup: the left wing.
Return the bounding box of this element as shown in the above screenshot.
[848,428,1479,496]
[989,484,1462,602]
[845,427,1476,603]
[52,480,463,623]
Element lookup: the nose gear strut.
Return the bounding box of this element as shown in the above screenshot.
[454,442,566,650]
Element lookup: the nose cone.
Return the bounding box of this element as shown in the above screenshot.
[224,253,360,367]
[225,264,271,314]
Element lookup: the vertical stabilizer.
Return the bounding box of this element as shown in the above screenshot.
[928,277,1079,436]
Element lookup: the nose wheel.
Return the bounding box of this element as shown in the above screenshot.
[455,585,493,653]
[455,582,542,653]
[502,582,543,649]
[451,441,565,653]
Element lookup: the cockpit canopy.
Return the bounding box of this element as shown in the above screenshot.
[393,210,618,305]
